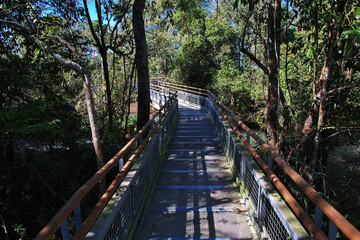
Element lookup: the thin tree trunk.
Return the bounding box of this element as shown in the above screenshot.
[133,0,150,135]
[124,63,135,142]
[84,0,114,131]
[83,71,106,195]
[299,1,346,183]
[124,63,136,142]
[100,49,114,131]
[0,214,10,240]
[119,56,128,128]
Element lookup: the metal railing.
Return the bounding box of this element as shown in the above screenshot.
[35,92,178,240]
[151,79,208,109]
[87,95,178,239]
[157,79,360,240]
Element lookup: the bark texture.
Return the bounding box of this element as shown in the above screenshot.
[133,0,150,134]
[266,0,281,150]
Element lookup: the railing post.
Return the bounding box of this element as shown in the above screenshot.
[315,206,323,228]
[257,184,263,219]
[267,153,273,170]
[74,204,82,232]
[60,219,70,240]
[119,158,124,172]
[329,221,338,240]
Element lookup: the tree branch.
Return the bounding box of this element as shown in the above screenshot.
[326,85,354,96]
[95,0,105,46]
[0,9,85,73]
[45,35,81,59]
[83,0,101,47]
[240,47,270,75]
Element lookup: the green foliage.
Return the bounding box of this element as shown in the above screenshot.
[12,224,27,240]
[216,59,260,123]
[123,115,138,135]
[174,34,217,88]
[0,22,86,238]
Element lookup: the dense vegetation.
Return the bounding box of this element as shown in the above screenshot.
[1,0,360,239]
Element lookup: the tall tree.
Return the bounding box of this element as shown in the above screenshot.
[0,3,106,194]
[133,0,150,133]
[83,0,133,131]
[266,0,281,150]
[235,0,282,150]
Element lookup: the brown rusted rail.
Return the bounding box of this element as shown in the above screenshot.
[35,93,177,240]
[160,80,360,240]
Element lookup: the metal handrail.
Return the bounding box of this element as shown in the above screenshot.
[160,80,360,239]
[35,93,178,240]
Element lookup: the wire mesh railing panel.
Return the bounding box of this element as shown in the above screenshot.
[244,167,259,212]
[104,191,132,240]
[131,163,148,215]
[261,196,291,240]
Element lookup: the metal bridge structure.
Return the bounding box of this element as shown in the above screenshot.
[35,80,360,240]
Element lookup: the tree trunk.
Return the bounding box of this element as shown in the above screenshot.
[83,71,106,195]
[100,48,114,131]
[266,0,280,150]
[133,0,150,135]
[124,64,136,143]
[83,0,114,132]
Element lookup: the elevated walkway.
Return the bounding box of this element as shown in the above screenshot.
[36,81,360,240]
[134,104,255,239]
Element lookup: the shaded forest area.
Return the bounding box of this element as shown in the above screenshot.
[1,0,360,239]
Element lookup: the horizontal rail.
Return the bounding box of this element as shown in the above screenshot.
[35,93,177,240]
[161,80,360,239]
